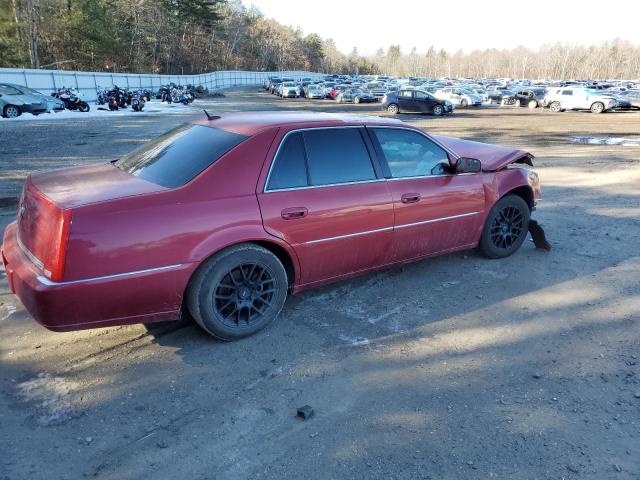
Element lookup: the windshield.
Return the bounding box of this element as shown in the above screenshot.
[115,124,247,188]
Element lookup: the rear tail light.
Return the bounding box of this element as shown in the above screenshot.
[17,180,72,282]
[43,209,72,282]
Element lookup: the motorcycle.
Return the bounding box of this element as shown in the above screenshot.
[131,91,145,112]
[53,87,90,112]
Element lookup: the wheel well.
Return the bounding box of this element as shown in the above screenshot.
[253,240,296,288]
[504,186,534,211]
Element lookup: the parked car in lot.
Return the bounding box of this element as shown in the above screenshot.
[277,82,300,98]
[0,83,48,118]
[487,88,514,104]
[2,112,540,340]
[303,84,325,99]
[335,88,378,104]
[544,87,616,113]
[511,88,547,108]
[383,89,453,115]
[434,88,482,107]
[1,83,65,113]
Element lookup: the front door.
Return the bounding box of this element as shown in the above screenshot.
[257,127,394,286]
[413,90,436,114]
[367,127,486,261]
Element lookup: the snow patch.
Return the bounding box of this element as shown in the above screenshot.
[568,136,640,147]
[1,100,198,122]
[338,334,370,346]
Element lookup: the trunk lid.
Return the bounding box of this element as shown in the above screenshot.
[432,134,533,172]
[29,162,166,209]
[17,163,165,280]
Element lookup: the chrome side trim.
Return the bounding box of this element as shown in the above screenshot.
[302,211,480,245]
[304,226,394,245]
[267,178,385,193]
[37,264,184,287]
[394,211,480,230]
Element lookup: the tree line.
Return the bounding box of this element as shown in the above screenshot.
[1,0,638,80]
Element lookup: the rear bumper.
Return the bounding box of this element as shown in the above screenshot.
[2,222,191,331]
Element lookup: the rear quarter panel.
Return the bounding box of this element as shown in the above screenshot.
[62,127,296,282]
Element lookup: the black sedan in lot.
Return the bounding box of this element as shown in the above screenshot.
[382,89,453,116]
[336,88,378,104]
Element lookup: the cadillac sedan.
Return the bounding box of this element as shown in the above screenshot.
[2,112,540,340]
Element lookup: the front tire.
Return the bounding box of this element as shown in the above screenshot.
[590,102,604,114]
[187,244,288,341]
[354,96,361,104]
[432,104,444,116]
[460,98,468,107]
[528,99,538,108]
[387,103,399,114]
[3,105,21,118]
[478,195,530,259]
[549,101,562,112]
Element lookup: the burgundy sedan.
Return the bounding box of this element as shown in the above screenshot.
[2,112,540,340]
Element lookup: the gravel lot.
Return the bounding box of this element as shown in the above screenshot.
[1,89,639,480]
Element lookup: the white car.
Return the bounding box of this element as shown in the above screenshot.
[434,88,483,107]
[277,82,300,98]
[543,87,616,113]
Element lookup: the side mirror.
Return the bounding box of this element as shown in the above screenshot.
[453,157,481,173]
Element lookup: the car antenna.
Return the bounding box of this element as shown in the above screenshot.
[203,110,220,120]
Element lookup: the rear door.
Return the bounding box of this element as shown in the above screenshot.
[397,90,419,112]
[257,127,394,286]
[367,127,486,262]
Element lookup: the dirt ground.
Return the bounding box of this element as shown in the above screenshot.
[1,89,639,480]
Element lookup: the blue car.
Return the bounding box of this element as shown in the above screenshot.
[382,89,453,116]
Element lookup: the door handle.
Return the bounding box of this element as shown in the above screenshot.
[401,193,421,204]
[281,207,308,220]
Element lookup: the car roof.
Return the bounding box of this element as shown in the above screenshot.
[193,111,404,135]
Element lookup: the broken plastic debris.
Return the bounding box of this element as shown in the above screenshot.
[296,405,314,420]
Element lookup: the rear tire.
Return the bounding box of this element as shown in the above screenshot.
[187,244,288,341]
[528,99,538,108]
[460,98,468,107]
[354,96,361,104]
[478,194,530,259]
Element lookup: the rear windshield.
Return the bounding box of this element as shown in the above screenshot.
[115,124,247,188]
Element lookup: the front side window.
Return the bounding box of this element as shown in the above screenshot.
[371,128,450,178]
[414,91,430,100]
[115,124,247,188]
[562,90,573,96]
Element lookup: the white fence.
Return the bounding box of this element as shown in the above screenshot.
[0,68,324,101]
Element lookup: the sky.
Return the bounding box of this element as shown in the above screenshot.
[241,0,640,55]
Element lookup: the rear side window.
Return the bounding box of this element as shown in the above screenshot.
[115,124,247,188]
[304,128,375,186]
[267,132,308,190]
[266,128,376,190]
